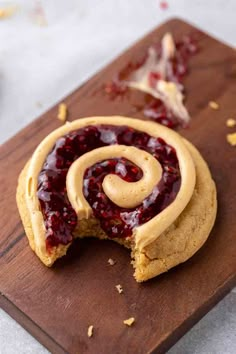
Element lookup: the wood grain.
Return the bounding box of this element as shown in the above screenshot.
[0,18,236,354]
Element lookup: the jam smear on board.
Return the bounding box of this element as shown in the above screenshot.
[104,34,198,128]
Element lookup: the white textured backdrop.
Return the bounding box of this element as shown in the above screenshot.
[0,0,235,353]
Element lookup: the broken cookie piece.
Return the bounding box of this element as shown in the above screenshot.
[226,119,236,128]
[87,325,94,338]
[123,317,135,326]
[115,284,123,294]
[226,132,236,146]
[57,103,67,123]
[208,101,219,110]
[108,258,116,266]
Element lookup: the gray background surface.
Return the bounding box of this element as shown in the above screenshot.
[0,0,235,353]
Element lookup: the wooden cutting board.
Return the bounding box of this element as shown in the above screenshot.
[0,19,236,354]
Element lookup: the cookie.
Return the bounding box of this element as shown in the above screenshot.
[16,116,217,281]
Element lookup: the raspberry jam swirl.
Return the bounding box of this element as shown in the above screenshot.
[37,125,181,249]
[26,117,195,254]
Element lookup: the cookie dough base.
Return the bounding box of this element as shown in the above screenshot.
[16,141,217,282]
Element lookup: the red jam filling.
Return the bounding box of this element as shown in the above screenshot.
[37,125,181,250]
[104,34,198,128]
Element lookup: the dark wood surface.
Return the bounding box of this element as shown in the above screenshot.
[0,19,236,354]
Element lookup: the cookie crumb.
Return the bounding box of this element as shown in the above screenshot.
[108,258,115,265]
[0,6,17,19]
[115,284,123,294]
[226,118,236,127]
[209,101,219,110]
[123,317,135,326]
[87,325,94,338]
[57,103,67,123]
[226,132,236,146]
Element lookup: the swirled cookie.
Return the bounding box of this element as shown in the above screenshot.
[16,116,217,282]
